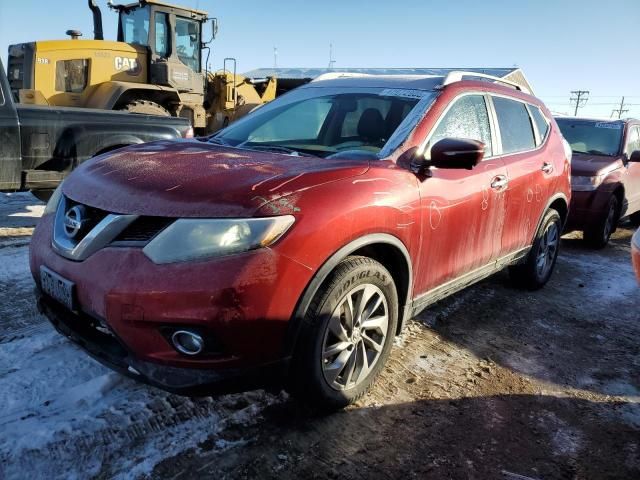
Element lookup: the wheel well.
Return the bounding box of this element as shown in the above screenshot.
[613,186,625,215]
[113,89,177,111]
[350,243,411,335]
[549,197,568,226]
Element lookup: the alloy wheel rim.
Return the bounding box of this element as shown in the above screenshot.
[536,222,559,278]
[321,284,389,391]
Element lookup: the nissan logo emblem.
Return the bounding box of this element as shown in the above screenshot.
[63,205,87,239]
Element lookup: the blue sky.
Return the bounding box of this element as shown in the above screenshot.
[1,0,638,118]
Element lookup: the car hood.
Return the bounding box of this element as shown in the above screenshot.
[62,140,370,217]
[571,152,624,177]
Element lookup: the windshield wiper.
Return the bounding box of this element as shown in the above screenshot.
[239,143,317,157]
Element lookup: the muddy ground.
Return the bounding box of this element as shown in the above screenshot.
[1,192,638,480]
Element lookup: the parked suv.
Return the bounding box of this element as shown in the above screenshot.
[556,117,640,247]
[31,72,571,408]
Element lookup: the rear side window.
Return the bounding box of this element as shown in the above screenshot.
[493,96,536,154]
[529,105,549,145]
[430,95,493,156]
[55,59,89,93]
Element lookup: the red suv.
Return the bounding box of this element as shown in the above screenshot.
[31,72,571,408]
[556,117,640,247]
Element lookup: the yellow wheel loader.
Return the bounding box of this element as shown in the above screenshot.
[6,0,286,133]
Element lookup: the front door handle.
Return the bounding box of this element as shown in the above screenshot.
[541,162,554,174]
[490,175,508,190]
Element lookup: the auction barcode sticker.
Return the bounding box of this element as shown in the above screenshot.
[379,88,429,99]
[595,122,622,129]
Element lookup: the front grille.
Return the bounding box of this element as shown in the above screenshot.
[63,197,110,243]
[112,217,172,244]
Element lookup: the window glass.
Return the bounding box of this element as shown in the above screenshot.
[430,95,493,156]
[556,119,623,156]
[155,12,170,58]
[248,98,333,142]
[493,96,536,153]
[120,7,150,46]
[529,105,549,145]
[626,127,640,156]
[341,97,392,138]
[55,59,89,93]
[176,17,200,72]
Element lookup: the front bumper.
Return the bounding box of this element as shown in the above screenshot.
[37,291,289,394]
[30,213,313,390]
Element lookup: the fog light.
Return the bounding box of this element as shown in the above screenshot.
[171,330,204,356]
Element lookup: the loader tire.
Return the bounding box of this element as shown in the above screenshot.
[118,100,170,116]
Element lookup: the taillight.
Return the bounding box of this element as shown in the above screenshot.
[184,127,194,138]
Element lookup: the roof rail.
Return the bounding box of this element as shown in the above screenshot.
[442,71,532,95]
[311,72,373,82]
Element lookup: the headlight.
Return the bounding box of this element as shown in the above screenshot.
[143,216,295,264]
[571,175,604,192]
[43,183,64,215]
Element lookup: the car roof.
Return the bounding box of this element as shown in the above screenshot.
[301,74,446,91]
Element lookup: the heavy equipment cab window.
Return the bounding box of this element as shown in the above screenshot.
[492,96,536,154]
[155,12,170,58]
[430,95,493,156]
[121,8,150,46]
[176,17,200,72]
[55,59,89,93]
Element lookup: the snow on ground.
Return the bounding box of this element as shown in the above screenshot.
[0,193,280,479]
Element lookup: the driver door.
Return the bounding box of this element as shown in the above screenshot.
[414,94,507,295]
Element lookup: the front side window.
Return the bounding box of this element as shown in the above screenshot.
[556,119,623,156]
[155,12,170,58]
[213,87,434,158]
[176,17,200,72]
[120,7,150,46]
[625,127,640,156]
[493,96,536,154]
[430,95,493,156]
[55,59,89,93]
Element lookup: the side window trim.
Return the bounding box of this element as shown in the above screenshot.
[420,91,496,159]
[485,94,502,157]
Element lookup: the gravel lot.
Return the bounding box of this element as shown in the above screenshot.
[1,192,638,479]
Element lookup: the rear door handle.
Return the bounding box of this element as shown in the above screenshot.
[541,162,554,174]
[490,175,508,190]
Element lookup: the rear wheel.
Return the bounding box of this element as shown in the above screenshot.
[509,208,562,290]
[289,256,398,410]
[118,100,170,116]
[584,196,618,248]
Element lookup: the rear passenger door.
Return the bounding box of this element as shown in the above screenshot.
[415,94,507,293]
[490,96,550,256]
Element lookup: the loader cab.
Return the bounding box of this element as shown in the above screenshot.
[115,0,206,93]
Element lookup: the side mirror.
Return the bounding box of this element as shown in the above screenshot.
[412,138,485,174]
[630,150,640,162]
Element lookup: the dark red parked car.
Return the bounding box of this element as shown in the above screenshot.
[557,117,640,247]
[31,72,571,408]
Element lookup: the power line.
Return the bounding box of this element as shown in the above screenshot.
[611,96,629,119]
[570,90,589,116]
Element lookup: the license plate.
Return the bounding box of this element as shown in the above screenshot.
[40,266,75,311]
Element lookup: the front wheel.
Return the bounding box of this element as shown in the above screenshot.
[289,256,398,410]
[584,196,618,249]
[509,208,562,290]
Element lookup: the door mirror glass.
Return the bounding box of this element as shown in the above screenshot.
[422,138,485,171]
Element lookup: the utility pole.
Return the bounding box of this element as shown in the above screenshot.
[328,43,336,69]
[273,47,278,69]
[611,96,629,119]
[570,90,589,116]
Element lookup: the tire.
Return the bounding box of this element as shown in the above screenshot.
[584,196,619,249]
[509,208,562,290]
[289,256,398,410]
[118,100,170,116]
[629,210,640,227]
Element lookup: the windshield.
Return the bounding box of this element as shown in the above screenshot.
[120,7,150,46]
[556,119,623,156]
[212,86,436,158]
